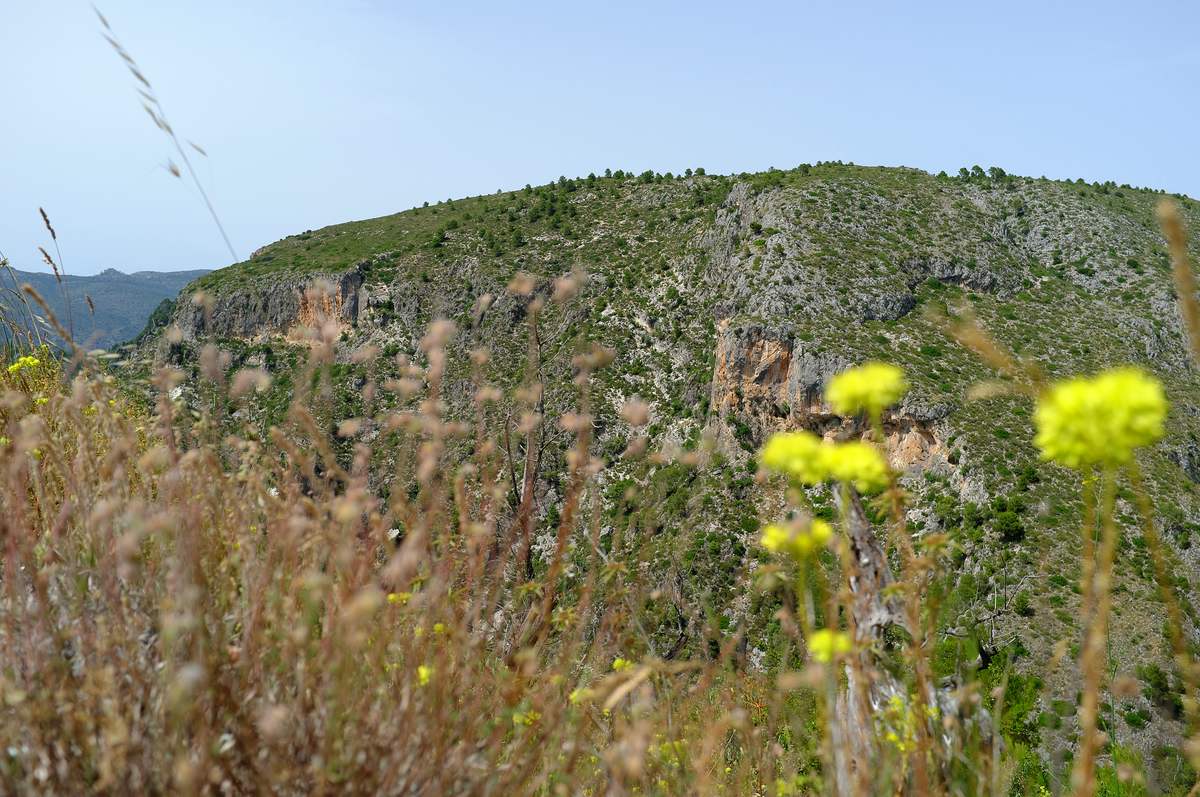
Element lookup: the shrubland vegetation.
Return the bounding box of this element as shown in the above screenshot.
[1,198,1200,795]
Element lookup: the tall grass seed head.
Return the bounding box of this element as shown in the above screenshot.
[825,362,908,418]
[1034,367,1166,469]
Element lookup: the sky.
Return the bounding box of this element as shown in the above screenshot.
[2,1,1199,275]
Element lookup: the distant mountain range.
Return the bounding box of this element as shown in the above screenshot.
[1,267,208,349]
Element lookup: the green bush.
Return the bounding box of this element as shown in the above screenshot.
[994,511,1025,543]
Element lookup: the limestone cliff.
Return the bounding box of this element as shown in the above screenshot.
[172,265,364,340]
[709,319,951,475]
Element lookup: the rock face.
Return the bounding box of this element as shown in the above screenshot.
[1169,440,1200,484]
[709,320,949,474]
[172,266,364,340]
[692,172,1050,328]
[710,320,849,424]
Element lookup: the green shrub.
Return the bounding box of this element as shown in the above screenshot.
[994,511,1025,543]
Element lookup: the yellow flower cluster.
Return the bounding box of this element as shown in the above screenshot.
[825,441,890,494]
[774,776,812,796]
[760,519,833,560]
[6,355,40,375]
[760,430,828,485]
[825,362,908,418]
[880,693,938,754]
[1033,367,1166,470]
[655,738,687,763]
[512,709,540,726]
[806,628,852,663]
[760,431,890,494]
[417,664,433,686]
[611,657,633,672]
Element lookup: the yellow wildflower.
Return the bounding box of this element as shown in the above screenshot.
[760,519,833,560]
[569,688,590,705]
[759,430,829,484]
[881,692,925,753]
[386,591,411,605]
[417,664,432,686]
[825,362,908,417]
[512,709,540,726]
[656,739,687,761]
[825,440,890,494]
[432,622,446,635]
[806,628,852,663]
[1034,367,1166,470]
[5,355,40,375]
[612,657,633,672]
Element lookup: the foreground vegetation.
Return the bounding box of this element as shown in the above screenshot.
[4,197,1200,796]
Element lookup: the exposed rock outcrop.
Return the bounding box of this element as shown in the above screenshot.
[172,265,364,340]
[709,320,949,474]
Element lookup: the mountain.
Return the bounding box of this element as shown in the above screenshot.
[1,266,209,349]
[141,162,1200,786]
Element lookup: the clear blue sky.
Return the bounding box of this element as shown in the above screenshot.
[2,1,1198,275]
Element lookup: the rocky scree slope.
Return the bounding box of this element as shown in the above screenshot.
[146,163,1200,782]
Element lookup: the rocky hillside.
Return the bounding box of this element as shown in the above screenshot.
[142,163,1200,788]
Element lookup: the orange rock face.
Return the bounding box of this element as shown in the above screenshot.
[710,320,945,474]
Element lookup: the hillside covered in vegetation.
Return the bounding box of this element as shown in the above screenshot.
[123,162,1200,791]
